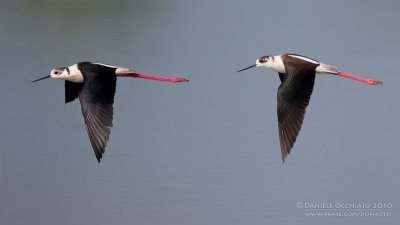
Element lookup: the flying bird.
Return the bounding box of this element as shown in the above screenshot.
[33,62,188,162]
[237,53,382,161]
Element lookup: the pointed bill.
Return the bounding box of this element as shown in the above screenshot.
[32,75,51,83]
[237,64,256,73]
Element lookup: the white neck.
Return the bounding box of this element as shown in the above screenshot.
[260,55,285,73]
[65,64,84,83]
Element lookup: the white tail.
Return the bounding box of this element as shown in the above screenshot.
[316,63,339,74]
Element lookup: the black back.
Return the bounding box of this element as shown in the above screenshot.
[77,62,117,162]
[277,54,318,161]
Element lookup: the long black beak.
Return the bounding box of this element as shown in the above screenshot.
[237,64,256,73]
[32,75,51,83]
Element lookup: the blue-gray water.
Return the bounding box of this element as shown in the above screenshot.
[1,0,399,224]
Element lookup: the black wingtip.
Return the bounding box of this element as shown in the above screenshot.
[95,154,102,163]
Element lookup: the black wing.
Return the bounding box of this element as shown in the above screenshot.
[278,73,285,82]
[277,61,316,161]
[78,66,117,162]
[65,81,83,103]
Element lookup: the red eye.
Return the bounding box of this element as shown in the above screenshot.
[54,71,59,75]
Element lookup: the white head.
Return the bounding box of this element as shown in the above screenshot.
[50,64,83,82]
[256,55,285,73]
[237,55,285,73]
[32,64,84,83]
[256,55,272,67]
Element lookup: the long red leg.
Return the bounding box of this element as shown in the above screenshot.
[337,71,382,85]
[117,73,189,83]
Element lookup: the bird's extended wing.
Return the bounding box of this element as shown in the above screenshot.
[65,81,83,103]
[78,68,116,162]
[277,60,316,161]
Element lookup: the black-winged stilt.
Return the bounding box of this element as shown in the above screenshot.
[237,53,382,161]
[33,62,189,162]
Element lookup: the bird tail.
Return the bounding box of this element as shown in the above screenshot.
[315,63,339,74]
